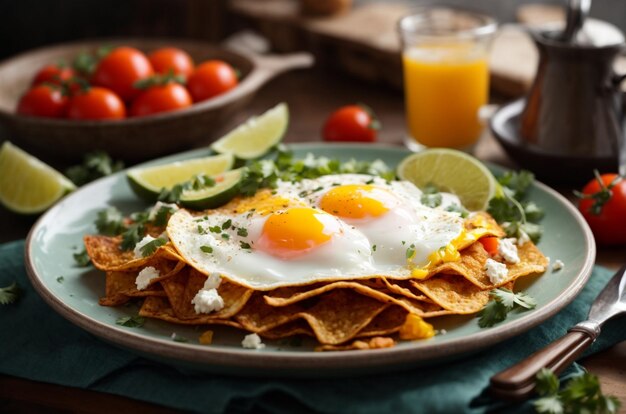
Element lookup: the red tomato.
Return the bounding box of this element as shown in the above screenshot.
[130,83,192,117]
[16,85,68,118]
[92,47,154,101]
[148,47,194,77]
[578,173,626,245]
[479,237,499,256]
[322,105,379,142]
[32,64,75,86]
[66,87,126,120]
[187,60,238,102]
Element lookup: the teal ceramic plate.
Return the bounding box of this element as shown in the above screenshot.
[25,143,595,377]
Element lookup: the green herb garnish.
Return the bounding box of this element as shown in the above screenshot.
[200,245,213,254]
[237,228,248,237]
[139,237,167,257]
[116,315,145,328]
[534,368,620,414]
[487,170,544,243]
[0,282,20,305]
[478,288,536,328]
[65,151,124,186]
[56,276,65,284]
[421,193,442,208]
[73,249,91,267]
[95,207,125,236]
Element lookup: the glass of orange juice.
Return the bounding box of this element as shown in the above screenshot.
[398,7,496,151]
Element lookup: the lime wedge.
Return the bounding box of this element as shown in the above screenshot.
[180,168,244,210]
[127,153,235,201]
[0,141,76,214]
[211,103,288,159]
[397,148,496,211]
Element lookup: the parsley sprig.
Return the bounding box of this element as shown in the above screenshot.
[487,171,544,243]
[65,151,124,186]
[116,315,145,328]
[534,368,620,414]
[0,282,20,305]
[478,288,536,328]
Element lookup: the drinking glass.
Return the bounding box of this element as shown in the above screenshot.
[398,7,496,151]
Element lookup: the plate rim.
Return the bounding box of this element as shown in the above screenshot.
[24,142,596,375]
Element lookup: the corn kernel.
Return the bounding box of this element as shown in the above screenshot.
[399,314,435,340]
[199,330,214,345]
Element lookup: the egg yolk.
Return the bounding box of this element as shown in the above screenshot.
[258,207,339,259]
[319,185,394,219]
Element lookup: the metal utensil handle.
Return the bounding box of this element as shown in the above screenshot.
[489,323,599,401]
[562,0,592,42]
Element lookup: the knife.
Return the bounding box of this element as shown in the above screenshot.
[489,264,626,400]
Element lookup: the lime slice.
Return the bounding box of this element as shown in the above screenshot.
[127,153,235,201]
[0,141,76,214]
[180,168,244,210]
[397,148,496,211]
[210,103,288,159]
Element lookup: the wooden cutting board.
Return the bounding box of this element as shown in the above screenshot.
[230,0,626,97]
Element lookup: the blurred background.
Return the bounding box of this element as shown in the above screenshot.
[2,0,626,61]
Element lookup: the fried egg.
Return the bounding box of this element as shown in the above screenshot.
[167,174,497,290]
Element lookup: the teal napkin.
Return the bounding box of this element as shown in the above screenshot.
[1,240,624,414]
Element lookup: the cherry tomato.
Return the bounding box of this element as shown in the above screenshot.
[92,47,154,101]
[479,237,499,256]
[322,105,379,142]
[578,173,626,245]
[32,64,75,86]
[130,83,192,117]
[187,60,238,102]
[66,87,126,120]
[16,85,68,118]
[148,47,194,77]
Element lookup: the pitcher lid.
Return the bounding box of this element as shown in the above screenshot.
[540,19,625,47]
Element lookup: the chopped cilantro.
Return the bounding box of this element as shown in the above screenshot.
[116,315,145,328]
[65,151,124,186]
[421,193,442,208]
[200,245,213,254]
[152,205,175,227]
[478,288,536,328]
[140,237,167,257]
[222,219,232,230]
[240,241,251,249]
[95,207,125,236]
[0,282,20,305]
[73,249,91,267]
[197,225,206,235]
[445,203,469,218]
[372,245,377,252]
[209,225,221,234]
[488,170,544,243]
[56,276,65,284]
[405,244,416,260]
[237,227,248,237]
[221,233,230,240]
[422,183,440,194]
[119,223,146,251]
[534,368,620,414]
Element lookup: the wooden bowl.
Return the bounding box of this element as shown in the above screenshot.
[0,38,313,163]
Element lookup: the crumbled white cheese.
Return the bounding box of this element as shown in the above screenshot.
[192,288,224,314]
[552,260,565,272]
[241,333,265,349]
[203,272,222,290]
[135,266,160,290]
[516,230,530,246]
[133,235,156,258]
[148,201,179,221]
[498,238,520,264]
[437,329,447,335]
[485,258,508,285]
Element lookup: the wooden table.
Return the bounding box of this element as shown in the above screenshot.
[1,67,625,413]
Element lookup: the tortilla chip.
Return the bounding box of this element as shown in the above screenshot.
[138,296,244,328]
[316,336,396,352]
[357,306,407,337]
[260,320,314,339]
[297,289,389,345]
[98,257,183,306]
[381,278,431,302]
[411,274,490,314]
[235,293,303,333]
[427,240,546,290]
[161,267,253,320]
[84,235,137,270]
